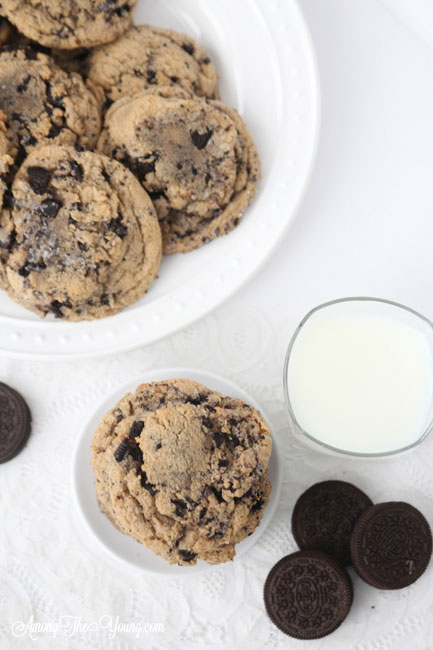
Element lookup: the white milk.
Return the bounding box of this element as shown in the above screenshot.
[286,302,433,454]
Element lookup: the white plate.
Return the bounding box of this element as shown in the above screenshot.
[0,0,319,358]
[72,367,282,575]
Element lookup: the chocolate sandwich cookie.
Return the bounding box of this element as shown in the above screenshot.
[264,550,353,639]
[350,501,432,589]
[292,480,373,565]
[0,381,31,462]
[97,93,260,253]
[0,0,138,49]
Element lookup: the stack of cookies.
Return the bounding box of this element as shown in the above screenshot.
[91,379,272,566]
[0,1,260,321]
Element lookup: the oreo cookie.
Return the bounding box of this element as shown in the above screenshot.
[350,501,432,589]
[0,382,32,463]
[264,550,353,640]
[292,480,373,565]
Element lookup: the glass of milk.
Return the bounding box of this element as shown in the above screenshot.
[283,297,433,457]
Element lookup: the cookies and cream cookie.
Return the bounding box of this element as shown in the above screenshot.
[0,0,137,49]
[0,145,162,320]
[91,379,272,565]
[86,24,219,108]
[0,47,101,168]
[98,93,260,253]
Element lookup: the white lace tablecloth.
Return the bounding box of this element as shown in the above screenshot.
[2,305,433,650]
[3,0,433,647]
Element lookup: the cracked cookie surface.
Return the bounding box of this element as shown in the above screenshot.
[91,379,272,565]
[0,144,162,320]
[86,24,219,108]
[98,94,260,253]
[0,47,101,170]
[0,0,137,49]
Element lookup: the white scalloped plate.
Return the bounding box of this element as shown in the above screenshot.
[0,0,319,358]
[72,367,282,575]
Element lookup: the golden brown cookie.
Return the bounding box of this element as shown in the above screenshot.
[0,0,137,49]
[91,379,272,565]
[98,93,260,253]
[0,145,162,320]
[86,24,219,109]
[0,47,101,170]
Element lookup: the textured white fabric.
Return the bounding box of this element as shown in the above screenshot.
[2,306,433,649]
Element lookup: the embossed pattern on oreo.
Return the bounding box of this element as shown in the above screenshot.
[350,501,432,589]
[291,480,373,565]
[264,550,353,640]
[0,381,31,463]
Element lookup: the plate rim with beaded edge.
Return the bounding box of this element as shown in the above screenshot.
[0,0,320,359]
[71,367,282,575]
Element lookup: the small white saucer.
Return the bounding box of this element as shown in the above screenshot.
[72,367,282,576]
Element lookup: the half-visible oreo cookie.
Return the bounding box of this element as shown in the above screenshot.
[350,501,432,589]
[0,381,32,463]
[291,480,373,565]
[264,550,353,639]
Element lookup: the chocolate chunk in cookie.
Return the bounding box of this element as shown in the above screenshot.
[0,17,13,46]
[27,166,51,194]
